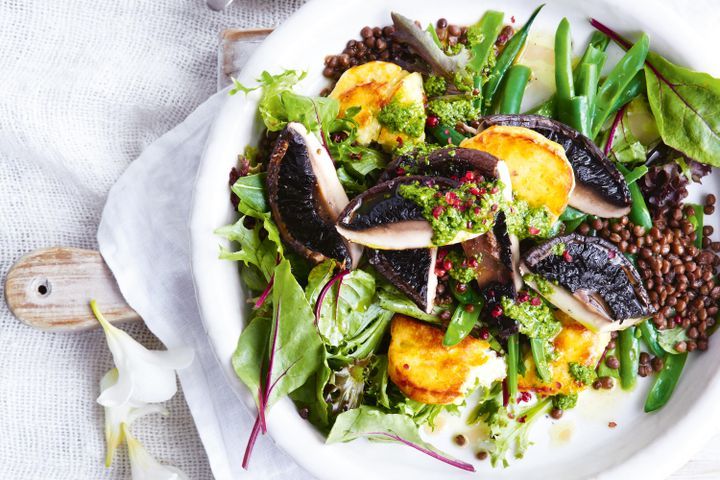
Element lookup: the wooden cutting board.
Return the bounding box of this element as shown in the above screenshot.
[4,28,271,332]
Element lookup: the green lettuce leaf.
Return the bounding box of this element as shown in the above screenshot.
[645,52,720,167]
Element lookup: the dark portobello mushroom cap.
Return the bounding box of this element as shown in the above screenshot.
[336,175,460,250]
[477,114,631,218]
[379,147,503,183]
[368,248,438,313]
[267,122,361,268]
[520,233,654,332]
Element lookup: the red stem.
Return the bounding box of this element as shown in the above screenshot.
[366,432,476,472]
[314,269,350,324]
[242,415,262,470]
[604,104,628,155]
[253,274,274,309]
[258,301,282,433]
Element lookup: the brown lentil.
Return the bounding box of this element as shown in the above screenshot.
[550,408,563,419]
[454,434,467,446]
[475,450,488,461]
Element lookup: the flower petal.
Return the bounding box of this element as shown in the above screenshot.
[125,425,189,480]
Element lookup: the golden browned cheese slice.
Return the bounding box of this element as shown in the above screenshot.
[460,125,575,218]
[376,71,426,151]
[329,61,408,146]
[388,314,505,405]
[519,310,610,395]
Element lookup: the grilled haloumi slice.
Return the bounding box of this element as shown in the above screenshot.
[376,71,427,151]
[388,314,506,405]
[519,310,610,395]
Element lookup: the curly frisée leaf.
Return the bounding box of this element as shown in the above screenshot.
[327,406,475,472]
[92,301,193,407]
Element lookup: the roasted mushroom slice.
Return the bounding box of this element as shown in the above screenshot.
[379,147,504,184]
[336,176,462,249]
[267,122,362,268]
[462,211,522,292]
[477,114,631,218]
[368,248,437,313]
[520,234,654,332]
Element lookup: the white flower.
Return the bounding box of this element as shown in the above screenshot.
[124,424,189,480]
[100,369,168,467]
[91,300,194,407]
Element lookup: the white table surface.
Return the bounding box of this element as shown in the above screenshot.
[0,1,717,479]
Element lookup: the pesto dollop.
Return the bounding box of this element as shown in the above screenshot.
[397,178,505,245]
[500,293,561,340]
[427,96,482,126]
[568,362,597,385]
[552,393,578,411]
[378,100,426,138]
[549,242,567,256]
[443,250,480,284]
[522,274,555,296]
[503,200,555,240]
[423,75,447,97]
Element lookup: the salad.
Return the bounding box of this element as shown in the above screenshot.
[218,6,720,472]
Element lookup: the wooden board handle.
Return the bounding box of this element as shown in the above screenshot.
[4,247,140,331]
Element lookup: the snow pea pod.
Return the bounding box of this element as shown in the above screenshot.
[644,352,687,412]
[592,34,649,137]
[496,64,532,114]
[576,63,598,119]
[506,333,520,404]
[450,279,485,305]
[467,11,504,73]
[443,303,481,347]
[617,163,652,229]
[687,203,704,248]
[618,327,639,390]
[639,319,665,358]
[428,123,467,146]
[530,338,551,382]
[482,4,543,113]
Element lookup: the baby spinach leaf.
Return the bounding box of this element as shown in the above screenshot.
[289,356,332,431]
[231,173,268,213]
[327,406,475,472]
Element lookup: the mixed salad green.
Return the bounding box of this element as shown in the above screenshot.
[219,6,720,473]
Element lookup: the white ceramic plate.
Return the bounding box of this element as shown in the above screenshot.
[190,1,720,478]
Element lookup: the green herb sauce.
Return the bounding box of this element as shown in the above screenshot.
[428,96,482,126]
[549,242,567,256]
[500,295,561,340]
[503,200,555,240]
[522,274,555,296]
[378,100,426,138]
[551,393,578,411]
[397,180,505,245]
[423,75,447,97]
[568,362,597,385]
[444,250,480,284]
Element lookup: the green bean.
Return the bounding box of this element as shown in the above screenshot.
[482,4,543,113]
[577,31,610,68]
[467,11,504,73]
[449,279,485,305]
[567,95,591,136]
[618,327,640,390]
[428,123,467,146]
[592,34,649,136]
[496,64,532,114]
[576,63,598,118]
[526,97,555,117]
[624,165,649,185]
[617,163,652,229]
[687,204,704,248]
[530,338,551,382]
[644,353,687,412]
[639,320,665,358]
[554,18,574,104]
[507,333,520,404]
[443,303,481,347]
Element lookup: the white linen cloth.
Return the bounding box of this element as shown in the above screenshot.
[0,1,305,479]
[1,1,719,479]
